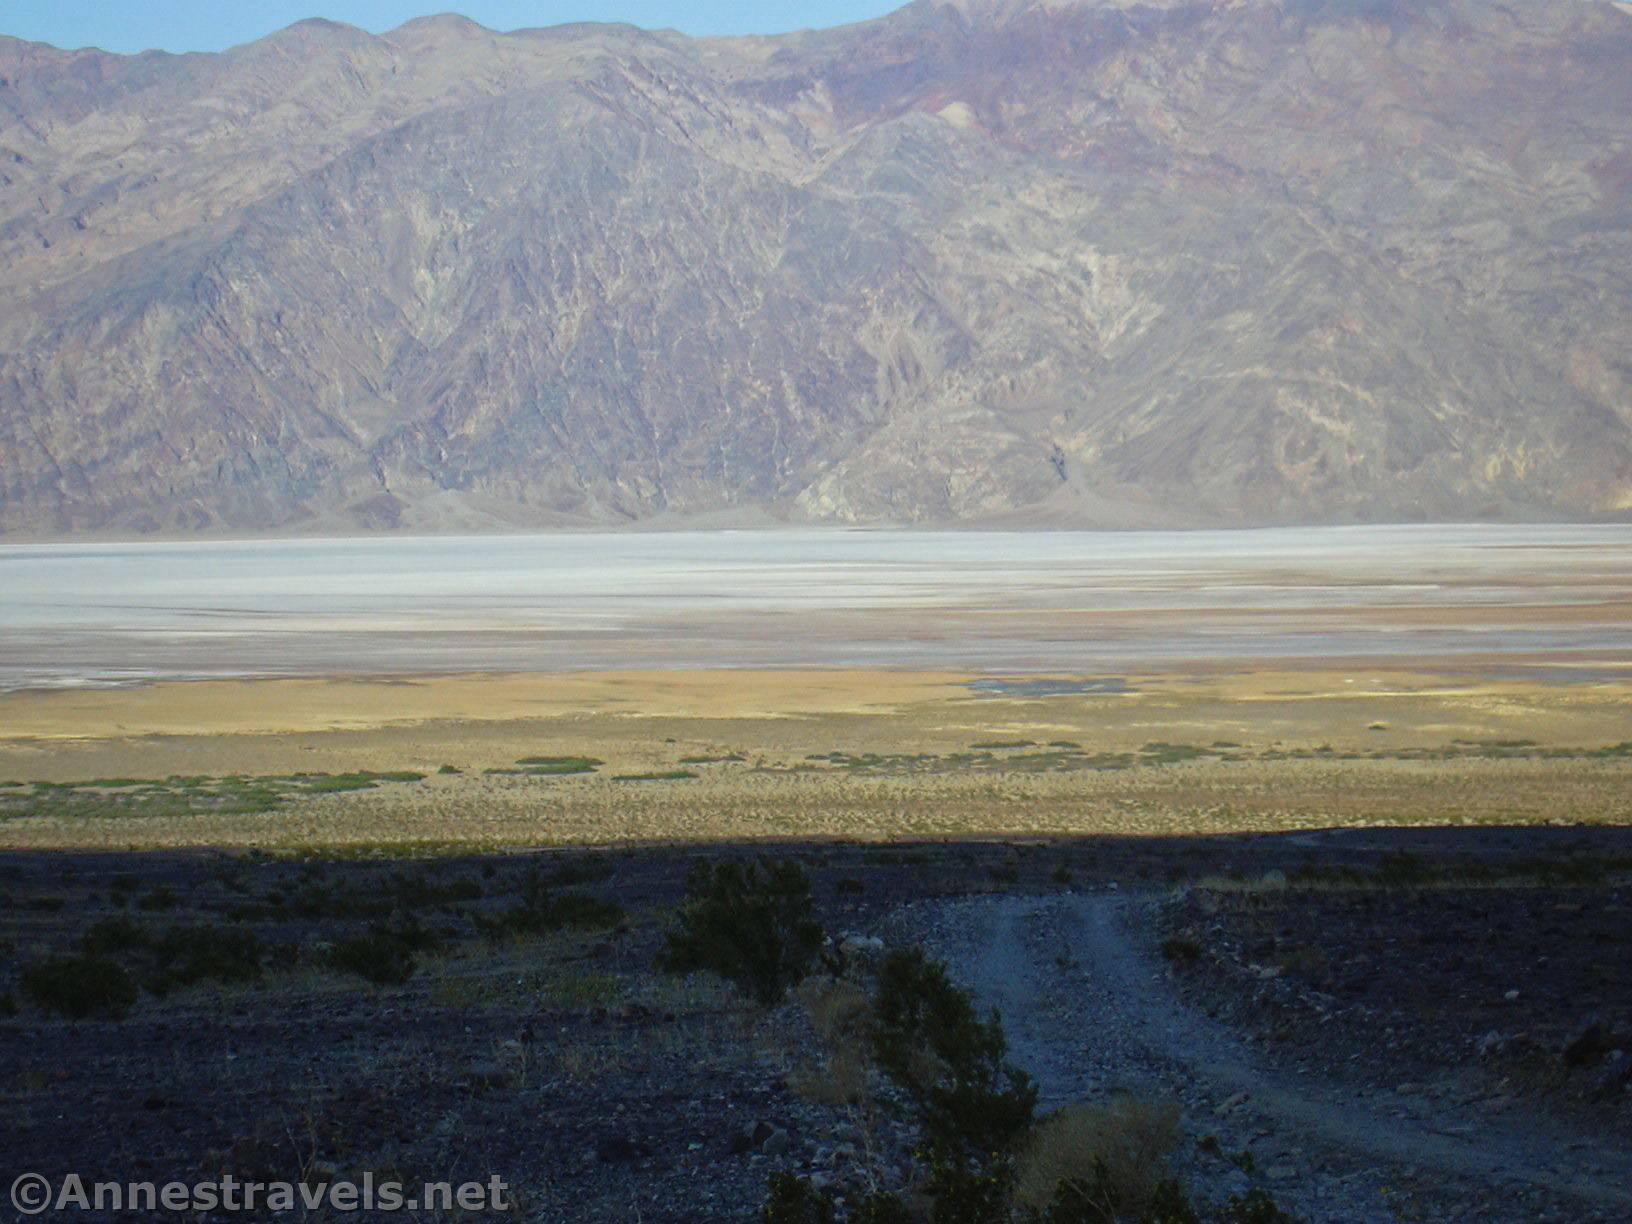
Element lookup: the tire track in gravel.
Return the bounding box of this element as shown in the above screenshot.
[914,891,1632,1222]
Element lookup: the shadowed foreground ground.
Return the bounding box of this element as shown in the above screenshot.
[2,828,1629,1221]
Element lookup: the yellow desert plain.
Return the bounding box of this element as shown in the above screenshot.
[1,664,1628,852]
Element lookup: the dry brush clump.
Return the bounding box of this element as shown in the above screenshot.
[791,976,875,1108]
[1014,1096,1185,1218]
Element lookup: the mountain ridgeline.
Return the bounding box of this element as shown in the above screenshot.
[2,0,1630,535]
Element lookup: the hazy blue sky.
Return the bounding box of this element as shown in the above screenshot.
[1,1,904,54]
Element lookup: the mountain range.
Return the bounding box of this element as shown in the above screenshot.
[2,0,1630,535]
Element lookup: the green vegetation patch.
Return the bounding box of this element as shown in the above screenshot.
[486,755,604,777]
[480,886,625,940]
[1138,741,1227,764]
[277,770,427,793]
[325,927,419,986]
[0,769,429,821]
[515,755,603,775]
[20,954,139,1020]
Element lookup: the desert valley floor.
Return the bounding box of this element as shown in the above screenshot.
[2,527,1629,1221]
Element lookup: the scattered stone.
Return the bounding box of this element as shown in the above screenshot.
[1215,1091,1249,1117]
[761,1127,791,1157]
[729,1120,776,1155]
[1590,1051,1630,1095]
[838,934,885,959]
[1562,1022,1624,1068]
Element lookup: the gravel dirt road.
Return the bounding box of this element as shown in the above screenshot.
[912,891,1632,1222]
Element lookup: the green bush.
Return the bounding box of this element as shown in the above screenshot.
[925,1158,1014,1223]
[872,948,1037,1162]
[515,756,602,775]
[661,858,823,1006]
[148,924,265,993]
[325,927,417,986]
[81,915,150,955]
[1045,1160,1197,1223]
[850,1192,912,1224]
[21,955,138,1019]
[761,1173,836,1224]
[136,885,179,911]
[480,879,624,939]
[389,871,484,909]
[1159,936,1202,964]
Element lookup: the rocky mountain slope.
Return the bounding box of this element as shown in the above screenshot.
[1,0,1630,534]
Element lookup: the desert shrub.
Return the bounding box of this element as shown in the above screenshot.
[761,1173,836,1224]
[850,1192,912,1224]
[1016,1096,1183,1216]
[389,871,484,909]
[872,948,1037,1162]
[325,927,417,986]
[1375,852,1428,886]
[536,891,623,929]
[543,970,623,1008]
[148,924,265,993]
[516,755,603,770]
[790,977,874,1106]
[547,860,614,887]
[661,858,823,1006]
[1159,936,1201,964]
[1044,1162,1196,1223]
[481,881,624,939]
[81,915,150,955]
[281,883,392,922]
[295,770,425,792]
[136,885,180,911]
[20,954,138,1019]
[922,1157,1015,1223]
[1216,1189,1297,1223]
